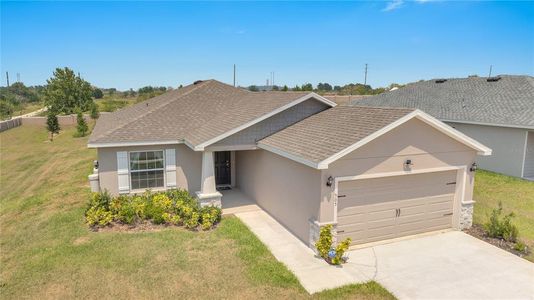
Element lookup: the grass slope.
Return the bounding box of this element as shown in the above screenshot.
[0,125,394,299]
[473,170,534,261]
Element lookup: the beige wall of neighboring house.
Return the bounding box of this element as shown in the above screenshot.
[525,131,534,178]
[235,149,322,243]
[97,144,202,195]
[447,122,528,178]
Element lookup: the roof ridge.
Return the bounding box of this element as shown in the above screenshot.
[349,105,416,111]
[91,81,209,141]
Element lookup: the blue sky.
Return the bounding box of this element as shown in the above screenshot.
[1,1,533,90]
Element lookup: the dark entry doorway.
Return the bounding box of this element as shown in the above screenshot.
[214,151,231,186]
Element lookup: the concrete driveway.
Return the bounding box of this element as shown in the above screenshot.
[236,210,534,299]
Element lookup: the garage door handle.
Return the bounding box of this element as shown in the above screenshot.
[338,195,346,198]
[337,230,345,233]
[443,212,453,216]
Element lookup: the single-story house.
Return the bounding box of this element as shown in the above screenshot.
[88,80,491,248]
[352,75,534,180]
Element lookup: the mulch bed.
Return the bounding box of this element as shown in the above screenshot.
[464,224,530,258]
[89,220,219,233]
[90,221,167,233]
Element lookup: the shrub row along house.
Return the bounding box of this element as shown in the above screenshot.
[352,75,534,180]
[88,80,490,248]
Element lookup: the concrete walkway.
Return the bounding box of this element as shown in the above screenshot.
[235,210,534,299]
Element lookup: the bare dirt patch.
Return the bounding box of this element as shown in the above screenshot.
[464,224,530,259]
[73,236,90,245]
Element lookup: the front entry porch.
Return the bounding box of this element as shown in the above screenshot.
[220,188,260,215]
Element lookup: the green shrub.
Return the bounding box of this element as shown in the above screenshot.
[315,224,333,259]
[84,189,221,230]
[86,206,113,227]
[485,202,519,242]
[184,212,200,229]
[514,241,527,253]
[152,194,172,210]
[115,196,145,224]
[87,191,112,212]
[314,224,352,265]
[332,237,352,265]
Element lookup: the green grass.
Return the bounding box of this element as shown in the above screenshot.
[96,96,137,112]
[473,170,534,261]
[0,125,394,299]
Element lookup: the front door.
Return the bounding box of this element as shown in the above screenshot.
[214,151,231,186]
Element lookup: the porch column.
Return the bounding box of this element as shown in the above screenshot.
[195,151,222,207]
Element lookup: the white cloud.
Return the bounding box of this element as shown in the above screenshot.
[382,0,404,12]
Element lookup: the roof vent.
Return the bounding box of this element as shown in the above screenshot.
[487,76,501,82]
[435,79,447,83]
[193,80,203,85]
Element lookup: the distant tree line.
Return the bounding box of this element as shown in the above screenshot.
[247,82,404,95]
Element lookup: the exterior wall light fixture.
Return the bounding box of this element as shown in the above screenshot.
[326,176,333,187]
[470,162,478,172]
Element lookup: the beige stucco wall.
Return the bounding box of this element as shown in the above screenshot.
[97,144,202,195]
[447,122,528,178]
[319,118,478,223]
[235,149,322,243]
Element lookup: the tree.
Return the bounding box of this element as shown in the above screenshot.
[248,85,258,92]
[43,67,93,114]
[92,88,104,99]
[271,85,280,91]
[317,83,333,91]
[76,111,88,137]
[46,111,60,141]
[301,83,313,91]
[90,102,99,119]
[0,99,14,120]
[292,85,301,91]
[282,85,289,92]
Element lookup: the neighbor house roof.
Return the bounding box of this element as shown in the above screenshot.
[88,80,336,149]
[258,106,491,169]
[351,75,534,129]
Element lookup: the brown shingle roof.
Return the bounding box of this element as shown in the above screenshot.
[258,106,415,164]
[89,80,314,146]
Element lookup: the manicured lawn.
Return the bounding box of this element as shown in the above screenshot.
[473,170,534,261]
[0,125,394,299]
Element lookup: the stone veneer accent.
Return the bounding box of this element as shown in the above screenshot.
[459,201,475,229]
[195,192,222,208]
[308,219,337,252]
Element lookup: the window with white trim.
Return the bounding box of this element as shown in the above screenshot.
[129,151,165,189]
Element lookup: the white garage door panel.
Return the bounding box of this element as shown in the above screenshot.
[337,171,457,245]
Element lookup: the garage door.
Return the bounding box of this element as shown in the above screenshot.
[336,170,457,245]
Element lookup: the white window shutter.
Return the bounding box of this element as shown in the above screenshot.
[117,151,130,194]
[165,148,177,188]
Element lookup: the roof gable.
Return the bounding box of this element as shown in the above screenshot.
[88,80,336,148]
[258,106,491,169]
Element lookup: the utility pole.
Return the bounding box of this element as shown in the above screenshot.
[233,64,236,87]
[364,63,368,85]
[272,72,275,86]
[5,71,9,87]
[488,65,493,77]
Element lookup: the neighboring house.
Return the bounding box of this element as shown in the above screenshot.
[88,80,491,248]
[351,75,534,179]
